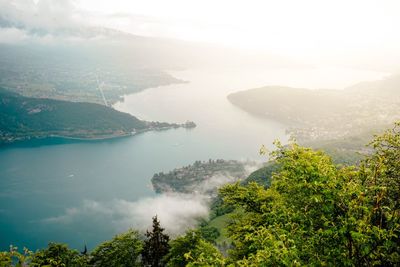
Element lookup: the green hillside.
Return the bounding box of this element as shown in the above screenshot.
[0,88,180,144]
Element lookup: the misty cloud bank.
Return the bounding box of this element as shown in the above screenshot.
[185,162,261,195]
[43,194,210,236]
[42,161,260,235]
[0,0,121,44]
[0,0,82,42]
[0,0,172,44]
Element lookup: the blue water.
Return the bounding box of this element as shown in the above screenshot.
[0,67,386,251]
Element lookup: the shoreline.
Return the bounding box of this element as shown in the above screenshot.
[0,124,196,147]
[51,125,188,141]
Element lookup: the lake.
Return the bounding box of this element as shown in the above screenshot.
[0,67,388,250]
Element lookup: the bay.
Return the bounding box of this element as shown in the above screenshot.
[0,67,387,250]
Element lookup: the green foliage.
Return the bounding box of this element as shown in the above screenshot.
[198,226,220,244]
[30,243,87,267]
[217,129,400,265]
[142,216,170,267]
[0,246,33,267]
[368,122,400,205]
[304,133,370,165]
[209,196,234,219]
[356,122,400,264]
[166,230,225,267]
[242,161,278,187]
[164,230,201,267]
[184,239,225,267]
[206,214,232,248]
[90,229,143,267]
[0,252,11,267]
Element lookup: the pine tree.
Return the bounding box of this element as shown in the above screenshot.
[142,216,170,267]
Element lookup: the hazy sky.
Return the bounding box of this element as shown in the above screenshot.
[0,0,399,64]
[81,0,400,59]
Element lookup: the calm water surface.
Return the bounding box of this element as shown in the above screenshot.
[0,67,387,250]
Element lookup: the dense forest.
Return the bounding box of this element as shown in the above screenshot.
[1,122,399,266]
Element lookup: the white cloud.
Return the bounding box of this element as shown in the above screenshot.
[42,194,210,235]
[115,194,209,233]
[1,0,399,65]
[75,0,400,58]
[41,161,262,237]
[0,0,80,31]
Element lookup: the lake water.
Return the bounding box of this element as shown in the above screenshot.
[0,67,388,251]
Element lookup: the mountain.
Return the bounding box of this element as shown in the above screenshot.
[0,88,188,145]
[228,86,347,125]
[346,73,400,96]
[0,26,300,104]
[227,75,400,142]
[0,44,185,104]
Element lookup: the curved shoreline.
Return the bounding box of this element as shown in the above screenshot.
[0,123,196,147]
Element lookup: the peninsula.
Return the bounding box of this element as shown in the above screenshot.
[0,88,195,145]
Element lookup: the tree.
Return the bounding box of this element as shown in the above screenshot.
[0,252,11,267]
[198,226,220,244]
[30,243,87,267]
[354,122,400,264]
[90,229,143,267]
[142,216,170,267]
[0,246,32,267]
[164,229,225,267]
[164,230,200,267]
[184,239,225,267]
[218,124,400,266]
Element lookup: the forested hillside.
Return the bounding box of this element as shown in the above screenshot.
[0,89,185,144]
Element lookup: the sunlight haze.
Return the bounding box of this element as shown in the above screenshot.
[1,0,400,264]
[77,0,400,62]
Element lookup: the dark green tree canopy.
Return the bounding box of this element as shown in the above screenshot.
[142,216,170,267]
[30,243,87,267]
[90,229,143,267]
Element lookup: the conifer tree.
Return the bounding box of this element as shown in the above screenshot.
[142,216,170,267]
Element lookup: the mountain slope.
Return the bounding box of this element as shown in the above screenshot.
[0,88,183,144]
[228,75,400,142]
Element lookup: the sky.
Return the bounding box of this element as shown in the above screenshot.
[0,0,399,65]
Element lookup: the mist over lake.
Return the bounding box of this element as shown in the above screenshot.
[0,67,388,251]
[1,0,399,264]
